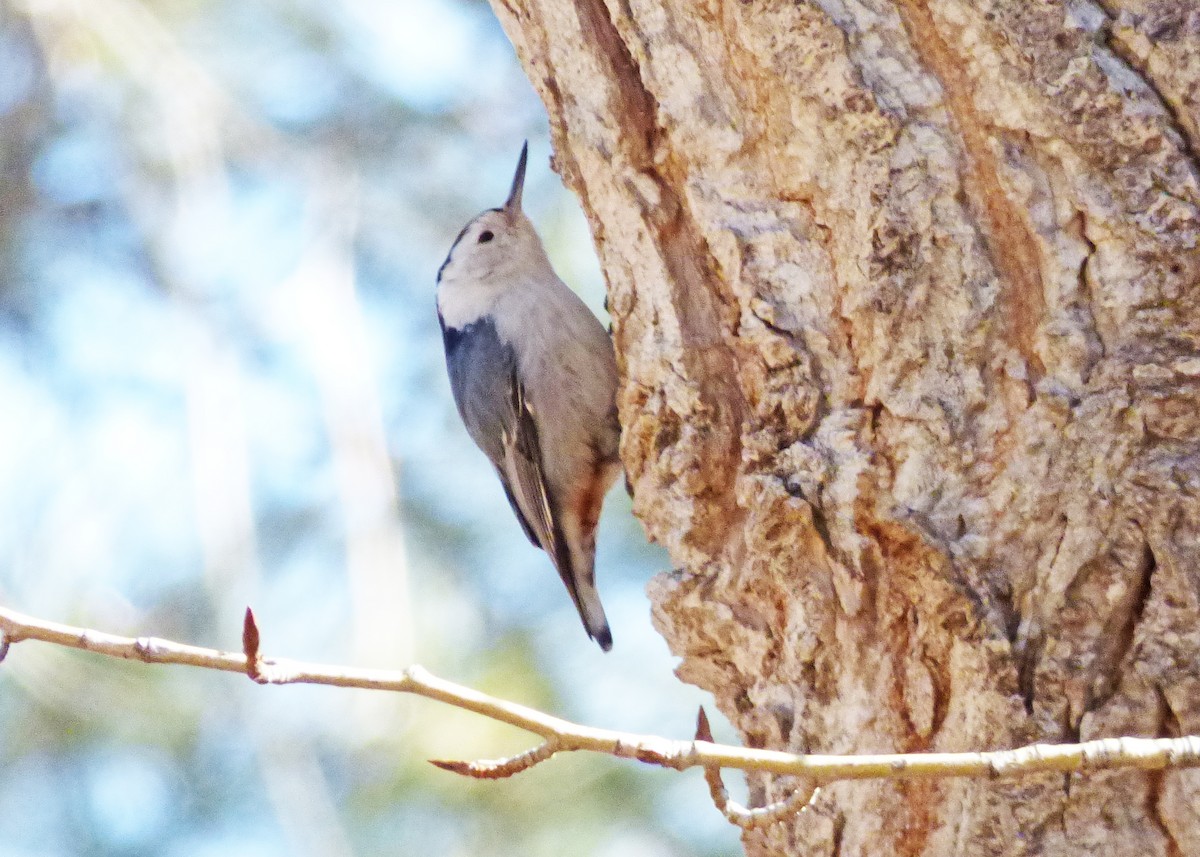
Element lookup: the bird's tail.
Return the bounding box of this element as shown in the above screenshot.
[552,519,612,652]
[573,572,612,652]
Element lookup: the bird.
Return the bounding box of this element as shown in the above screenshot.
[436,142,622,652]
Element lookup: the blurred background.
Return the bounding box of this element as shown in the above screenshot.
[0,0,741,854]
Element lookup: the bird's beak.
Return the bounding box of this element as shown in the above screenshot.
[503,141,528,215]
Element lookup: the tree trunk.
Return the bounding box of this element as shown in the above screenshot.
[491,1,1200,853]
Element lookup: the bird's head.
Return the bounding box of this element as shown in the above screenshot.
[436,142,552,288]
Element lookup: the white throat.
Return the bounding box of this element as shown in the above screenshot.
[437,220,557,329]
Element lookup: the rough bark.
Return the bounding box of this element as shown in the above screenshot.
[489,1,1200,854]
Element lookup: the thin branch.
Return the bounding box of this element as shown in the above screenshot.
[4,602,1200,812]
[696,707,822,830]
[430,741,559,780]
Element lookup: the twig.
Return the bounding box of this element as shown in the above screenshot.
[696,707,821,830]
[3,602,1200,829]
[430,741,559,779]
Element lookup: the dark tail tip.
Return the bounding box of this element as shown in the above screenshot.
[593,625,613,653]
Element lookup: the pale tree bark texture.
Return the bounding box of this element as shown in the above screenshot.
[489,1,1200,854]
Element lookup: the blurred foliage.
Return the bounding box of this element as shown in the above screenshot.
[0,0,741,855]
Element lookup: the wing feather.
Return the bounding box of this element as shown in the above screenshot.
[439,312,578,604]
[500,377,574,583]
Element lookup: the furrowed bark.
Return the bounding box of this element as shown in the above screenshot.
[490,1,1200,854]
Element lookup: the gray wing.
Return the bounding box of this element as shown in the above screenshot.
[439,312,572,573]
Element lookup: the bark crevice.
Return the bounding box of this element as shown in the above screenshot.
[1094,0,1200,173]
[892,0,1049,385]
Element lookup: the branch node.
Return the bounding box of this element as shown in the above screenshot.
[634,746,670,766]
[403,664,430,687]
[133,637,158,662]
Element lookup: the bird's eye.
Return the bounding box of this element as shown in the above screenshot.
[478,230,494,244]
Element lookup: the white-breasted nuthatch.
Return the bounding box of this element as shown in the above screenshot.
[436,143,621,651]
